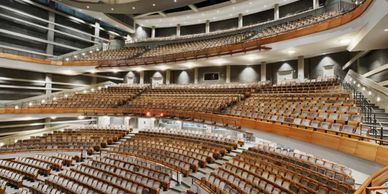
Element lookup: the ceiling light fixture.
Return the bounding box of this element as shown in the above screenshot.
[384,28,388,32]
[287,50,296,54]
[210,58,228,65]
[339,39,351,44]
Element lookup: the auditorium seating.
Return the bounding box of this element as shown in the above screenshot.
[125,82,268,113]
[82,46,147,61]
[0,179,6,194]
[110,128,242,177]
[191,141,355,194]
[37,84,149,109]
[226,78,368,136]
[0,125,130,153]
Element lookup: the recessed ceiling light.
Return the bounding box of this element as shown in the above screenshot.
[210,58,228,65]
[152,3,156,6]
[339,39,351,44]
[86,5,90,9]
[132,6,135,10]
[287,50,296,54]
[111,8,114,11]
[384,28,388,32]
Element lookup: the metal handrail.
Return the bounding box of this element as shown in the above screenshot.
[1,81,115,109]
[342,82,385,144]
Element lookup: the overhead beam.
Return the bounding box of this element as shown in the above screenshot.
[158,11,167,17]
[342,50,370,70]
[134,12,159,19]
[0,29,82,51]
[188,4,198,12]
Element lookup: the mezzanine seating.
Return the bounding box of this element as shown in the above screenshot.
[125,82,268,113]
[79,10,340,62]
[38,84,149,109]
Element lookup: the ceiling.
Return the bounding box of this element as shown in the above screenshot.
[349,0,388,51]
[136,0,299,28]
[0,0,386,76]
[57,0,206,14]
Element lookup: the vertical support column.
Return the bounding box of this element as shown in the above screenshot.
[226,65,231,83]
[205,20,210,33]
[139,71,145,84]
[274,4,280,20]
[91,76,97,85]
[94,22,101,43]
[238,13,243,28]
[45,74,52,95]
[176,24,181,37]
[261,62,267,81]
[298,56,305,81]
[151,26,156,38]
[313,0,319,9]
[45,118,51,129]
[166,70,171,84]
[194,68,199,84]
[46,12,55,55]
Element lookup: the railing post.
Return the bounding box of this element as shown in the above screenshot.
[380,126,383,145]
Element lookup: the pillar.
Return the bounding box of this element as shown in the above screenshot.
[46,12,55,55]
[151,26,156,38]
[94,22,101,43]
[91,76,97,85]
[313,0,319,9]
[194,68,199,84]
[177,24,181,37]
[238,13,243,28]
[226,65,231,83]
[205,20,210,33]
[261,62,267,81]
[166,70,171,84]
[298,56,305,81]
[274,4,280,20]
[45,74,52,95]
[45,118,51,129]
[140,71,144,84]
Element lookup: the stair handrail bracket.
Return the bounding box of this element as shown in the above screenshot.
[356,166,388,194]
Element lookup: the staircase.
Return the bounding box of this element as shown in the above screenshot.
[365,104,388,140]
[343,83,388,143]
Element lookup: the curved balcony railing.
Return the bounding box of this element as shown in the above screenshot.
[0,81,115,109]
[61,0,372,68]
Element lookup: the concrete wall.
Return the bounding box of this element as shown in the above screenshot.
[306,51,351,80]
[144,71,165,84]
[198,66,226,84]
[230,65,261,83]
[171,70,194,84]
[351,49,388,83]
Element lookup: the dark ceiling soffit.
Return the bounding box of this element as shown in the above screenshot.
[60,0,207,14]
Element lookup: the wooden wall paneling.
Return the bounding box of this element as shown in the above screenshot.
[354,142,378,162]
[374,146,388,165]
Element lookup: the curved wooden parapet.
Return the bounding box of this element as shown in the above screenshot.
[1,106,388,166]
[65,0,372,68]
[0,0,373,67]
[356,166,388,194]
